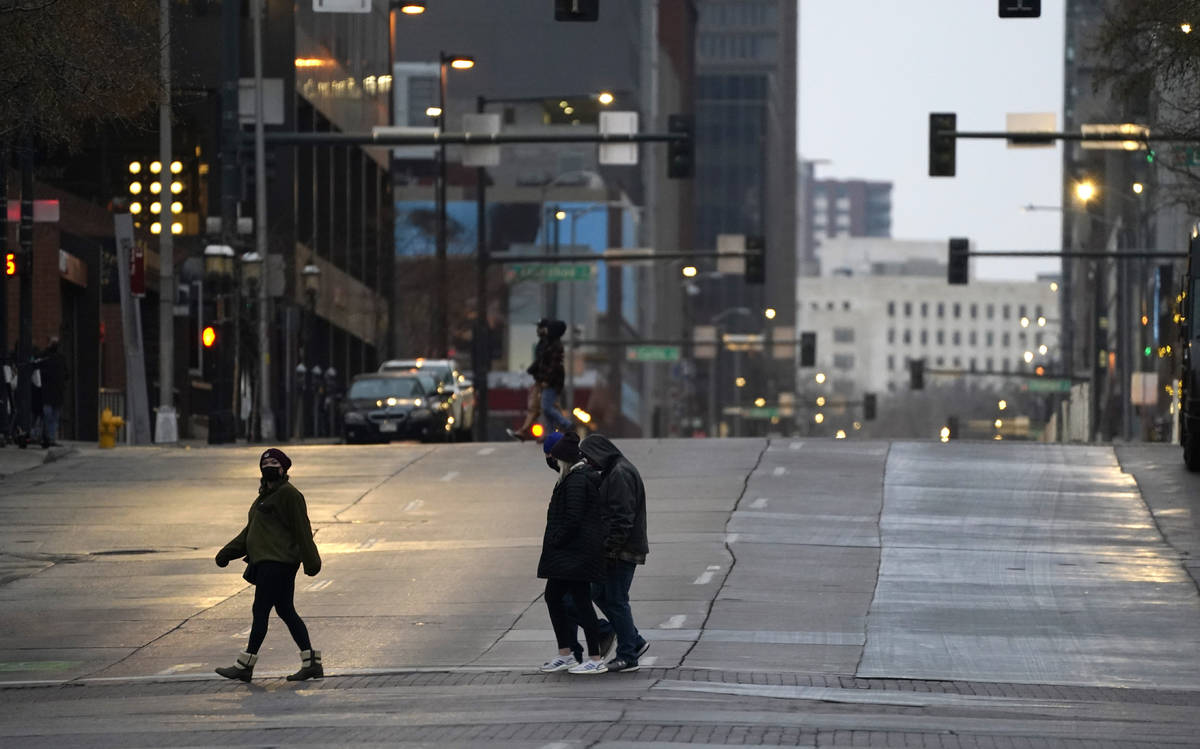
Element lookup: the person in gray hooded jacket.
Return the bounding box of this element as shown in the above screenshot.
[579,433,650,672]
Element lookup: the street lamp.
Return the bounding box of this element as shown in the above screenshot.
[681,265,698,278]
[1074,179,1097,203]
[398,1,425,13]
[764,307,777,320]
[433,51,476,359]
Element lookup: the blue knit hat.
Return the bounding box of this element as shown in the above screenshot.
[542,431,565,455]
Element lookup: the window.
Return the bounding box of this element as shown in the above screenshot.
[970,304,978,319]
[843,301,851,311]
[920,330,928,345]
[904,302,912,317]
[826,301,834,311]
[921,302,929,318]
[810,302,819,311]
[952,331,961,345]
[969,331,976,346]
[1002,359,1011,373]
[953,357,961,367]
[887,301,896,317]
[1002,304,1011,320]
[953,303,961,319]
[903,329,911,344]
[1019,332,1027,345]
[1035,304,1044,318]
[1036,332,1043,345]
[1002,332,1010,347]
[833,328,855,343]
[986,304,995,320]
[1019,304,1027,318]
[887,328,895,344]
[833,353,855,370]
[986,357,994,371]
[986,331,994,347]
[887,354,895,371]
[936,330,945,345]
[969,358,977,372]
[935,357,944,366]
[937,302,945,319]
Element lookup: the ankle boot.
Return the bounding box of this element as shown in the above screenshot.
[286,648,323,681]
[215,651,257,682]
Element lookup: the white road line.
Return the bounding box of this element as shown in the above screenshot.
[356,537,380,550]
[725,533,740,544]
[693,571,715,585]
[772,466,787,476]
[750,497,769,509]
[439,471,460,482]
[538,743,574,749]
[707,564,721,570]
[789,441,803,450]
[304,580,333,592]
[156,663,204,676]
[403,499,424,512]
[477,447,496,455]
[659,614,687,629]
[641,656,658,667]
[232,626,251,639]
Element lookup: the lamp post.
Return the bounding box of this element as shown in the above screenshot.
[203,245,236,444]
[433,52,475,359]
[708,306,752,438]
[241,251,262,440]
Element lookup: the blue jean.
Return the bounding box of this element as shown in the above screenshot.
[42,404,60,443]
[592,559,645,661]
[540,386,572,432]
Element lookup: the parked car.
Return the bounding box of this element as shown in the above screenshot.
[378,358,476,440]
[341,372,450,443]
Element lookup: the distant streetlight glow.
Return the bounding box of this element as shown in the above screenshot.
[816,396,826,407]
[735,376,747,388]
[597,91,615,105]
[753,397,766,408]
[1038,344,1048,355]
[1132,182,1144,194]
[399,2,426,13]
[939,426,950,442]
[130,202,143,214]
[1075,180,1096,202]
[1023,350,1034,364]
[814,372,826,384]
[563,106,575,115]
[149,161,162,174]
[764,307,777,320]
[128,162,142,174]
[1183,22,1193,33]
[814,413,825,424]
[1020,316,1030,328]
[835,429,847,439]
[555,210,567,221]
[1050,282,1059,292]
[681,265,698,278]
[998,399,1008,411]
[448,56,475,70]
[1037,316,1047,327]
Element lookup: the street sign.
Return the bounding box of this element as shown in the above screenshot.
[504,263,595,283]
[462,113,501,166]
[1081,123,1149,150]
[599,111,638,165]
[627,345,680,363]
[1006,113,1055,148]
[313,0,370,11]
[744,406,780,420]
[1025,378,1072,393]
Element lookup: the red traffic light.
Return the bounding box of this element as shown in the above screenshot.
[201,325,217,348]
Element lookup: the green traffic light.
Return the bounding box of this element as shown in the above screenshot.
[1145,345,1153,356]
[1146,150,1156,164]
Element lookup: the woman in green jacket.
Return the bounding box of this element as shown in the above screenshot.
[214,448,323,682]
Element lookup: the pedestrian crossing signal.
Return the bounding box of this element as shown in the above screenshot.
[202,325,217,348]
[4,252,14,276]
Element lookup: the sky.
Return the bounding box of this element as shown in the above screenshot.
[799,0,1066,281]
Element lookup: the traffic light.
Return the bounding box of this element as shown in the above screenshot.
[928,112,957,177]
[745,235,765,284]
[948,237,969,284]
[863,393,877,420]
[799,331,816,367]
[667,113,694,179]
[998,0,1040,18]
[202,325,217,348]
[555,0,598,21]
[909,358,925,390]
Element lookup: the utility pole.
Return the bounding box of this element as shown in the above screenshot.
[155,0,177,443]
[252,0,274,441]
[0,139,8,441]
[16,140,33,439]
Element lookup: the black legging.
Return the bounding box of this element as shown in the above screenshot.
[247,560,311,654]
[545,579,603,656]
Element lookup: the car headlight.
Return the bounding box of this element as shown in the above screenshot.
[344,411,367,425]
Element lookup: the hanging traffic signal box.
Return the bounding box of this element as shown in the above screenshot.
[909,358,925,390]
[998,0,1040,18]
[863,393,877,420]
[928,112,957,177]
[799,331,816,367]
[745,235,765,284]
[948,237,969,284]
[667,113,694,179]
[555,0,599,21]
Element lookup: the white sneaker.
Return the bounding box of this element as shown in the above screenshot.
[539,654,578,673]
[568,659,608,675]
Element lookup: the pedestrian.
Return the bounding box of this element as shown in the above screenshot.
[579,433,650,672]
[214,448,324,682]
[536,431,610,675]
[37,337,67,448]
[508,318,571,440]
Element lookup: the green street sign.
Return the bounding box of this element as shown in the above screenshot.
[626,345,681,362]
[505,263,595,283]
[1025,378,1072,393]
[743,406,780,419]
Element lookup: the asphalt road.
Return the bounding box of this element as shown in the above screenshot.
[0,438,1198,747]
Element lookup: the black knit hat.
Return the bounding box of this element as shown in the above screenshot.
[260,448,292,473]
[548,431,581,463]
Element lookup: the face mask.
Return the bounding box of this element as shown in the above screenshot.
[261,466,284,483]
[545,456,559,472]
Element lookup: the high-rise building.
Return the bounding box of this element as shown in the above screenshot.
[810,179,892,240]
[693,0,798,435]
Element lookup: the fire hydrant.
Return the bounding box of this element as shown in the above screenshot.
[99,408,125,449]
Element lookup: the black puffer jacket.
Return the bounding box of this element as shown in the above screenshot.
[528,320,566,391]
[579,434,648,564]
[537,463,606,582]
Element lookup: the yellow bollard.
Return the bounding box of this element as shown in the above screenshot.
[98,408,125,449]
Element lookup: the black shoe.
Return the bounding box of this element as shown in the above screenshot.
[506,428,531,442]
[636,639,650,658]
[606,657,639,673]
[598,631,616,658]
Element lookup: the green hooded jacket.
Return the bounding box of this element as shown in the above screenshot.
[217,481,321,576]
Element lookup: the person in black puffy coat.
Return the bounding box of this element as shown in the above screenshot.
[536,431,609,675]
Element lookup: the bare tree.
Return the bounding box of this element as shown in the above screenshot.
[0,0,160,146]
[1094,0,1200,212]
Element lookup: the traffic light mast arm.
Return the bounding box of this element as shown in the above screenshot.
[493,250,757,263]
[965,250,1186,259]
[940,130,1200,144]
[258,130,690,146]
